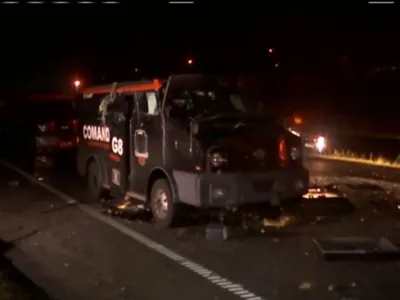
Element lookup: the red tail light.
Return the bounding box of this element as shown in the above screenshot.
[279,137,287,165]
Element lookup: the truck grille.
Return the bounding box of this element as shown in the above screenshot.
[225,139,280,172]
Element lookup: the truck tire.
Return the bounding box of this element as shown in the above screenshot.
[150,178,180,228]
[87,160,102,201]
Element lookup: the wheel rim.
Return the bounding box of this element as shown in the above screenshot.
[153,188,168,220]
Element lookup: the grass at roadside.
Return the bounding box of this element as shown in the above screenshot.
[0,241,51,300]
[319,149,400,169]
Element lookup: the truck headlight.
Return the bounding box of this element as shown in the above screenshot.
[210,152,227,167]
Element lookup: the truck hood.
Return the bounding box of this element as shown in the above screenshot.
[192,114,301,171]
[194,114,286,145]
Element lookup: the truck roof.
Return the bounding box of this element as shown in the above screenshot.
[83,79,163,95]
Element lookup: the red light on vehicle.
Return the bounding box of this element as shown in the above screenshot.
[279,137,287,165]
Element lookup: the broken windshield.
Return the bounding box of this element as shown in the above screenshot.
[165,75,256,119]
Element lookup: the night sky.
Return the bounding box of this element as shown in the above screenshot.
[0,2,399,129]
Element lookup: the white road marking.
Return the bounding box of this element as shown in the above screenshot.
[169,1,195,4]
[368,1,395,3]
[0,1,120,3]
[0,160,265,300]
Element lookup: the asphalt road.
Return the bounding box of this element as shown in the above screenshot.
[1,156,400,300]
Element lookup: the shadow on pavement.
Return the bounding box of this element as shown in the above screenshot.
[0,239,51,300]
[0,239,14,256]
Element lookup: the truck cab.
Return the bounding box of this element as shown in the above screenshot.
[77,74,309,228]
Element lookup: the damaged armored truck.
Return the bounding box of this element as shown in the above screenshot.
[76,74,309,228]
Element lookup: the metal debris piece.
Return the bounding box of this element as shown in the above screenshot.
[205,224,229,241]
[67,199,76,205]
[303,190,340,199]
[298,281,312,290]
[313,236,400,260]
[8,180,19,187]
[262,216,292,228]
[350,282,357,288]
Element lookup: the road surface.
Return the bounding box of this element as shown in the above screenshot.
[0,156,400,300]
[306,157,400,183]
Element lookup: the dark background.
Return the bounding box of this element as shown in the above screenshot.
[1,2,400,134]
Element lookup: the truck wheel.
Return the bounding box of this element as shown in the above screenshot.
[87,160,102,201]
[150,179,180,228]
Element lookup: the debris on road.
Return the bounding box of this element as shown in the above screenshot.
[7,180,19,188]
[205,224,229,241]
[34,172,44,181]
[298,281,312,290]
[262,216,292,228]
[302,186,341,199]
[313,236,400,260]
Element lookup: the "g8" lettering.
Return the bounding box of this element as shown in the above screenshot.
[111,137,123,155]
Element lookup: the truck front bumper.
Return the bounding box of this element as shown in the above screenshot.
[172,167,309,208]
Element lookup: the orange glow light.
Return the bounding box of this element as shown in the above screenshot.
[74,80,81,88]
[294,117,302,125]
[187,59,193,65]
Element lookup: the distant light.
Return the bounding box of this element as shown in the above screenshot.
[268,48,274,53]
[135,68,139,72]
[187,59,193,65]
[275,63,279,68]
[294,117,302,125]
[74,80,81,88]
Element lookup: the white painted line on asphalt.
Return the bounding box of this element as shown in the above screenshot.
[169,1,195,3]
[0,159,266,300]
[0,1,120,3]
[368,1,395,3]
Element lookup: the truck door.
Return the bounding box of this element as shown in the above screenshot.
[105,95,130,198]
[130,90,162,195]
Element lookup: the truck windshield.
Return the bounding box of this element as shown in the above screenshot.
[165,76,256,119]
